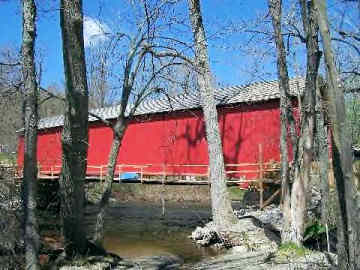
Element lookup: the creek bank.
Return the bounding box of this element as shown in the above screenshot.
[0,182,24,269]
[109,182,212,204]
[187,186,337,269]
[183,247,337,270]
[0,177,336,269]
[190,186,323,248]
[48,253,183,270]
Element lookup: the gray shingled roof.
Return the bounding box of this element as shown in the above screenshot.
[37,78,305,130]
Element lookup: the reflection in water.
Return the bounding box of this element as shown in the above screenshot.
[103,202,220,263]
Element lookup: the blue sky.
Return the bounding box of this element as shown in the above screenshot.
[0,0,274,88]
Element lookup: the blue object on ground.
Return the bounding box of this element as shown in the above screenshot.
[120,172,139,180]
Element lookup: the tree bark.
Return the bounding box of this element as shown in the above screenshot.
[59,0,88,256]
[90,46,134,246]
[91,117,127,246]
[313,0,359,269]
[288,0,321,246]
[187,0,237,230]
[268,0,296,243]
[21,0,40,268]
[316,77,330,226]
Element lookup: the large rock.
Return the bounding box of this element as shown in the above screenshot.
[234,186,323,234]
[188,249,337,270]
[191,217,280,252]
[220,217,280,251]
[236,205,283,232]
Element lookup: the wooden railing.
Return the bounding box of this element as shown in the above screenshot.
[15,145,281,184]
[13,144,286,208]
[17,162,279,180]
[30,163,281,182]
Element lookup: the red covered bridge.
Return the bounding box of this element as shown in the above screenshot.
[17,78,303,184]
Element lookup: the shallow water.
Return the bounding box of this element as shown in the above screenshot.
[103,201,221,263]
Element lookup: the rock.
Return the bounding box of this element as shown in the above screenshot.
[234,204,284,232]
[230,245,248,253]
[190,223,219,246]
[233,187,323,234]
[57,254,132,270]
[220,217,280,251]
[0,182,21,211]
[133,255,183,269]
[0,183,23,256]
[190,216,280,252]
[272,251,337,270]
[57,254,182,270]
[189,249,337,270]
[236,208,246,216]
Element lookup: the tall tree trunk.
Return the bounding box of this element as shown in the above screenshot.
[21,0,40,268]
[316,77,330,226]
[187,0,237,230]
[268,0,297,243]
[313,0,359,269]
[59,0,88,256]
[288,0,321,246]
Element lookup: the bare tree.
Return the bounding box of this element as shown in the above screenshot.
[89,0,196,246]
[187,0,237,230]
[86,42,112,108]
[268,0,298,243]
[21,0,40,268]
[313,0,359,268]
[330,0,360,79]
[38,84,65,117]
[0,48,23,152]
[287,0,322,245]
[345,90,360,147]
[59,0,89,256]
[0,92,23,152]
[0,48,64,153]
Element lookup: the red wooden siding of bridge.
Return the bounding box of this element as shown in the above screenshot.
[17,100,285,180]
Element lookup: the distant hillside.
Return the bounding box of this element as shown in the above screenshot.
[0,87,64,153]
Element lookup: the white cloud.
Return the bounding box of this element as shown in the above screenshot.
[83,16,111,47]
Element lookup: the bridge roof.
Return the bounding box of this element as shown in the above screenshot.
[37,78,305,131]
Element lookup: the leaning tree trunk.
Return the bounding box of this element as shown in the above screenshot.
[288,0,321,246]
[91,116,128,246]
[59,0,89,256]
[268,0,297,243]
[91,73,133,246]
[313,0,359,268]
[21,0,40,268]
[187,0,237,230]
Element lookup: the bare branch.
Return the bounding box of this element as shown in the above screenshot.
[338,30,360,42]
[332,37,360,56]
[145,45,194,65]
[0,62,20,67]
[88,112,113,127]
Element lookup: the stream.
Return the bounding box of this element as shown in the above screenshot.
[103,201,222,263]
